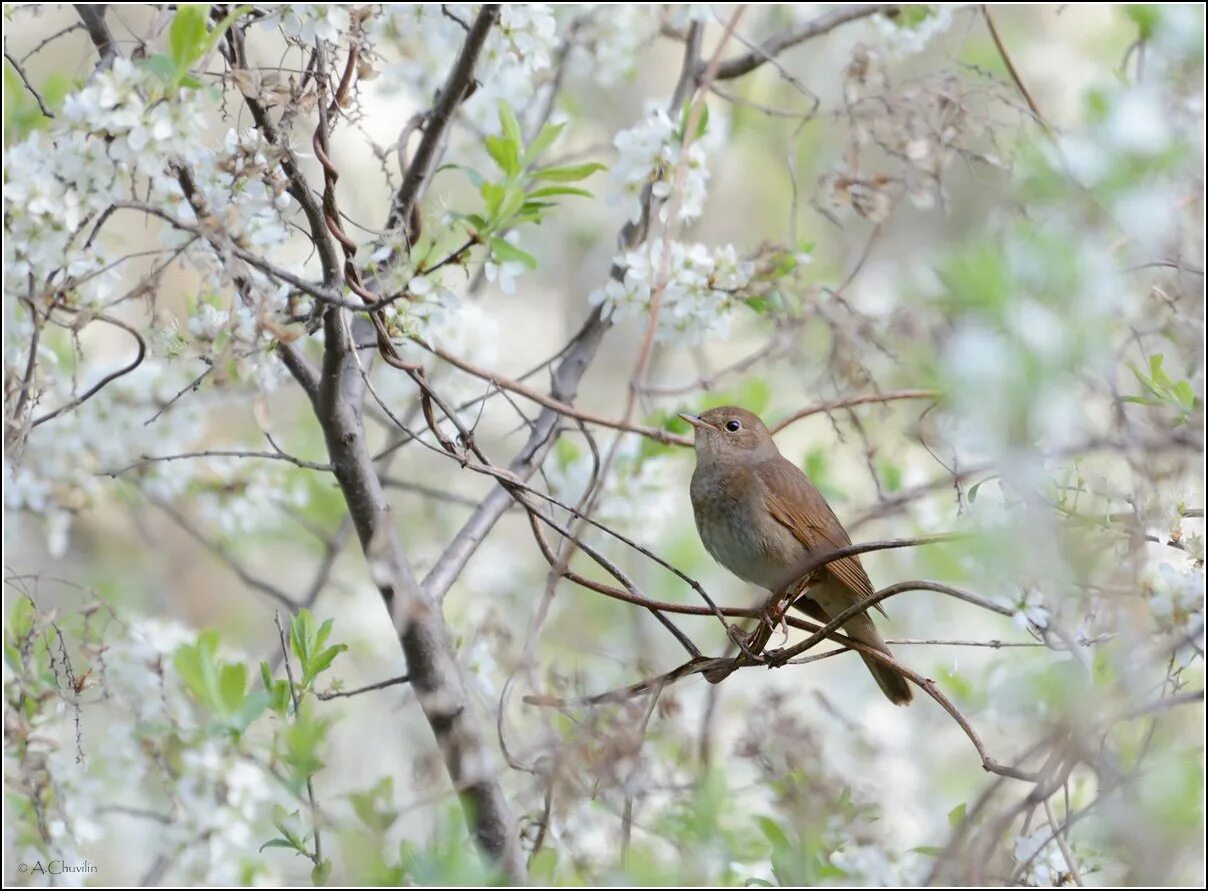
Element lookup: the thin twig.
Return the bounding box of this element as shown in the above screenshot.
[3,46,54,117]
[316,673,410,701]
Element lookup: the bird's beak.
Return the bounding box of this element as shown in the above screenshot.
[679,413,708,430]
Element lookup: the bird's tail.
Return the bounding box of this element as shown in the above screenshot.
[858,644,913,706]
[801,582,914,706]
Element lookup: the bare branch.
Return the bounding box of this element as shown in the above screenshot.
[709,5,897,82]
[316,674,411,701]
[4,45,54,117]
[29,311,146,430]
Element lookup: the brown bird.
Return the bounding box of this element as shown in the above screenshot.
[681,406,912,705]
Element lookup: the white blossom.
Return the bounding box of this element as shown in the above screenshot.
[589,240,755,345]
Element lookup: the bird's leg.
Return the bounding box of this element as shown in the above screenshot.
[729,586,792,659]
[721,620,764,661]
[707,585,804,683]
[764,573,823,662]
[733,620,775,658]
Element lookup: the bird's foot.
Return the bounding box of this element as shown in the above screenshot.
[725,624,760,660]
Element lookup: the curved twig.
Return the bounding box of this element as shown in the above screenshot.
[29,312,146,430]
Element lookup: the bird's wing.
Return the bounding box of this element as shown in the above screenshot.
[756,456,887,617]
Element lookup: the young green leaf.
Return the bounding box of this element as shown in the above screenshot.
[948,802,967,828]
[497,101,523,149]
[522,121,565,167]
[485,134,520,177]
[168,4,210,70]
[489,237,538,270]
[532,162,606,183]
[527,185,594,199]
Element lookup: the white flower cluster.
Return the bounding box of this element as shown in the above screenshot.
[1010,585,1052,632]
[6,611,287,885]
[368,236,469,341]
[558,5,661,86]
[4,359,206,557]
[172,743,287,884]
[368,4,559,135]
[192,457,310,537]
[3,57,312,557]
[269,4,352,44]
[589,241,755,345]
[3,58,206,315]
[608,100,720,224]
[868,5,955,59]
[1012,827,1071,887]
[545,436,680,535]
[1144,562,1205,667]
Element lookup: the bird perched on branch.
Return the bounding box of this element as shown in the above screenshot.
[680,406,913,705]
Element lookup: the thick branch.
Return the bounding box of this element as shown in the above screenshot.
[387,4,500,231]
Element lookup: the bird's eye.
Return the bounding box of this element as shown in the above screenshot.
[725,419,742,432]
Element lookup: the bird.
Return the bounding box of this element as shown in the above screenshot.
[680,405,913,705]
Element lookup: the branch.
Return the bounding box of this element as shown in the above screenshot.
[74,4,117,73]
[526,577,1036,782]
[982,5,1053,136]
[768,389,939,434]
[150,499,299,611]
[29,311,146,430]
[316,674,410,701]
[102,443,333,477]
[3,46,54,117]
[708,5,897,81]
[387,4,501,232]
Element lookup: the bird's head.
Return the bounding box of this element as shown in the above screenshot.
[679,406,776,462]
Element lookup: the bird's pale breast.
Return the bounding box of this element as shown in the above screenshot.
[689,461,807,594]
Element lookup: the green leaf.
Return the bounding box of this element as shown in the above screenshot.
[526,185,594,199]
[497,101,523,149]
[485,134,520,177]
[140,53,180,84]
[174,630,225,714]
[522,122,565,167]
[948,802,967,828]
[757,815,792,850]
[1171,380,1195,409]
[968,476,999,503]
[489,237,538,270]
[912,846,945,857]
[7,596,36,642]
[315,618,334,652]
[532,162,606,182]
[679,98,710,142]
[879,460,903,493]
[1125,4,1160,39]
[291,609,315,670]
[529,847,558,881]
[201,4,253,57]
[168,4,210,69]
[1149,353,1170,387]
[496,183,526,222]
[442,163,485,188]
[219,661,248,714]
[301,644,348,687]
[480,181,506,218]
[349,777,398,832]
[258,838,300,853]
[312,859,332,885]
